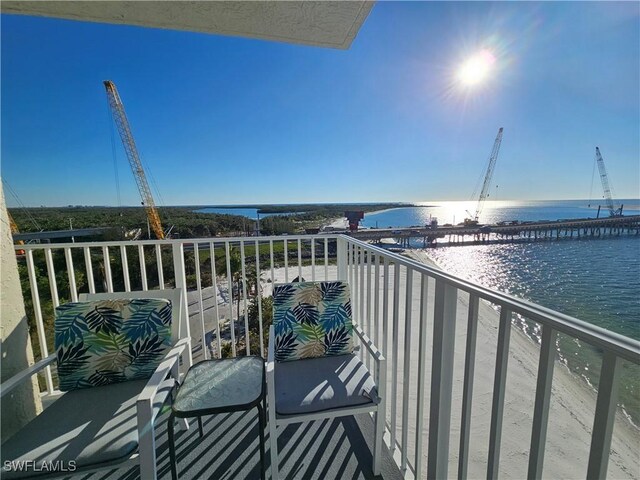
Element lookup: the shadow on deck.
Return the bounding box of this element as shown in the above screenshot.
[77,410,403,480]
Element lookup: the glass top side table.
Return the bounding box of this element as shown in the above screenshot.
[168,356,266,480]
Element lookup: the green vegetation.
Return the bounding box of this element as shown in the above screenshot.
[9,202,409,238]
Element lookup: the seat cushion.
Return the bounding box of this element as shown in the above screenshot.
[274,354,378,415]
[1,378,174,479]
[55,298,172,391]
[272,281,353,362]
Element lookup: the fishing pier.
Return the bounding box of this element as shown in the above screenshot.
[350,215,640,247]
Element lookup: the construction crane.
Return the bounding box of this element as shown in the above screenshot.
[8,211,25,255]
[465,127,504,225]
[594,147,623,217]
[103,80,165,240]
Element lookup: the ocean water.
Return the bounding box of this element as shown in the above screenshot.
[361,199,640,228]
[194,207,290,219]
[364,200,640,424]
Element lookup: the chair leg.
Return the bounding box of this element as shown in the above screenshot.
[268,404,278,479]
[373,409,383,476]
[168,413,178,480]
[257,404,266,480]
[198,416,204,438]
[138,398,159,480]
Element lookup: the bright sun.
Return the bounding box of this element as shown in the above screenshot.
[458,50,496,86]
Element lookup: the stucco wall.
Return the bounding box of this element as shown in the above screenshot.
[0,183,42,442]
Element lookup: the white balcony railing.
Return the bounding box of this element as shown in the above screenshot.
[14,234,640,479]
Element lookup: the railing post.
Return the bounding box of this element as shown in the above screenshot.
[586,350,621,480]
[427,279,457,480]
[337,236,348,281]
[487,308,512,480]
[172,242,192,366]
[527,325,556,480]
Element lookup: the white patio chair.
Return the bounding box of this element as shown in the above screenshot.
[266,281,386,479]
[0,288,191,480]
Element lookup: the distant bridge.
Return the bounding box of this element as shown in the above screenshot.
[349,215,640,247]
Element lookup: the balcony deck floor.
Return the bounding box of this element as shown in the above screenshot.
[78,409,403,480]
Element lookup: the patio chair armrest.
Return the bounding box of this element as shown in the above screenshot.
[0,354,56,398]
[137,337,190,405]
[353,324,385,364]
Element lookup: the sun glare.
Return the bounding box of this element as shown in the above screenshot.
[458,50,496,86]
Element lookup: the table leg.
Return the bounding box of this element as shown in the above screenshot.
[198,416,204,438]
[168,413,178,480]
[257,403,266,480]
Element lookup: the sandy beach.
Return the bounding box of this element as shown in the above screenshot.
[187,253,639,478]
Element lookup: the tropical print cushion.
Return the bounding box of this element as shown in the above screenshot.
[54,298,172,391]
[272,281,353,362]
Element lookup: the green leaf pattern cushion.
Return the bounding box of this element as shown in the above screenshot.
[54,298,172,391]
[273,281,353,362]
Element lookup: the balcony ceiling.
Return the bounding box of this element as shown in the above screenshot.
[0,0,374,49]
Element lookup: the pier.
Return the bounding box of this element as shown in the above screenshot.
[350,215,640,247]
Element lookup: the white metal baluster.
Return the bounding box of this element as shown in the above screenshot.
[120,245,131,292]
[269,240,275,285]
[349,243,355,293]
[415,274,429,479]
[210,242,222,358]
[459,294,480,480]
[354,247,361,359]
[359,248,365,330]
[102,246,113,293]
[171,242,192,365]
[255,240,264,357]
[366,250,372,370]
[586,350,621,480]
[311,238,316,281]
[390,262,401,451]
[282,239,288,283]
[64,247,78,302]
[45,248,60,306]
[297,238,302,280]
[138,244,148,291]
[83,247,95,294]
[374,254,381,348]
[155,244,164,289]
[487,307,513,480]
[401,267,413,472]
[26,250,54,394]
[382,258,390,358]
[194,242,208,360]
[528,324,556,480]
[427,279,458,480]
[225,241,236,357]
[324,238,328,280]
[240,240,250,355]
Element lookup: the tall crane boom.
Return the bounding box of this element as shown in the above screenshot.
[467,127,504,224]
[595,147,622,217]
[103,80,165,240]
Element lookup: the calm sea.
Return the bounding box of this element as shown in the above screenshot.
[364,200,640,424]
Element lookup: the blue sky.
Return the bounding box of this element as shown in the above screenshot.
[2,2,639,207]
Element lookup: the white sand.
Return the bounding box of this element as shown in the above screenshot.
[189,255,639,478]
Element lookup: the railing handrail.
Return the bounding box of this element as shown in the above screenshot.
[342,236,640,364]
[13,233,340,250]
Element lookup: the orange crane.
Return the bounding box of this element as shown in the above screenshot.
[104,80,165,240]
[8,211,25,255]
